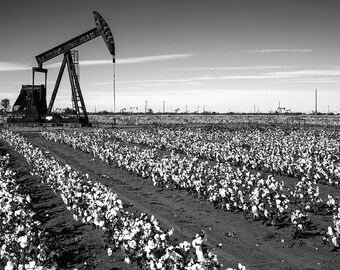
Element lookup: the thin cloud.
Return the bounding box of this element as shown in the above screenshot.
[265,69,340,77]
[0,62,31,72]
[92,68,340,86]
[93,75,267,86]
[45,53,193,68]
[168,65,297,71]
[244,49,313,54]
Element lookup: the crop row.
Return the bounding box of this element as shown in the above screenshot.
[96,127,340,186]
[0,153,57,270]
[40,129,340,247]
[91,114,340,127]
[0,130,247,270]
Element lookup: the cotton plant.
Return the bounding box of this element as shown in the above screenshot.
[324,204,340,249]
[289,177,323,212]
[290,209,310,238]
[249,176,289,224]
[325,194,340,214]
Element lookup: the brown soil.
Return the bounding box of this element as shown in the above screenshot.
[2,128,340,270]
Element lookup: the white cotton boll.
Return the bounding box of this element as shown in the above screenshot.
[107,248,113,256]
[128,240,137,249]
[238,263,247,270]
[275,199,281,206]
[156,261,163,269]
[251,205,258,218]
[160,234,166,241]
[18,235,28,248]
[14,209,22,216]
[195,246,205,262]
[330,234,339,247]
[98,220,105,227]
[154,234,160,241]
[5,261,14,270]
[148,261,156,270]
[26,195,31,204]
[147,239,155,250]
[24,261,36,270]
[16,224,25,233]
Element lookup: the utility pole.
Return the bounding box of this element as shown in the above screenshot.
[145,100,148,114]
[163,100,165,113]
[315,89,317,114]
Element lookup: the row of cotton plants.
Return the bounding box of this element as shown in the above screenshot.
[0,130,246,270]
[97,127,340,186]
[0,153,57,270]
[41,130,316,225]
[93,114,340,127]
[40,129,340,249]
[41,130,290,224]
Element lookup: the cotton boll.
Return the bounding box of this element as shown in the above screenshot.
[128,240,137,249]
[18,235,28,248]
[5,261,14,270]
[238,263,247,270]
[331,236,339,247]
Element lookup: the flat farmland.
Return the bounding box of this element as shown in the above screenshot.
[1,123,340,270]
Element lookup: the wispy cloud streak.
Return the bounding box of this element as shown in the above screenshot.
[0,62,31,72]
[45,53,193,68]
[265,69,340,77]
[91,68,340,86]
[168,65,297,71]
[244,49,313,53]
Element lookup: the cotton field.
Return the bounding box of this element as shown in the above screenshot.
[1,116,340,269]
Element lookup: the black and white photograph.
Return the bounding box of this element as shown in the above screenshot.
[1,1,340,269]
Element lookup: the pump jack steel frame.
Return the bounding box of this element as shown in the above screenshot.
[32,11,115,125]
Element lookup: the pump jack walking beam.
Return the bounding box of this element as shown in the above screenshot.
[36,11,115,67]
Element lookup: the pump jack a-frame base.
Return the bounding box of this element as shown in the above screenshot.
[47,51,88,124]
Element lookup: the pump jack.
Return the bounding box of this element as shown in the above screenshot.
[12,11,115,126]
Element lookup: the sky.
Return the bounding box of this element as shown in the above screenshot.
[1,0,340,113]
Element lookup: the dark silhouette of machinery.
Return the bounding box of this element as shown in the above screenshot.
[13,85,47,121]
[12,11,115,125]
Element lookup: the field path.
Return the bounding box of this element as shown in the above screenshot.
[18,130,340,270]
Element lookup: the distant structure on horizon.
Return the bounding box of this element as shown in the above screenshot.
[315,89,318,114]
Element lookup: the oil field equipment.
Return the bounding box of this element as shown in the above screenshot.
[11,11,115,126]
